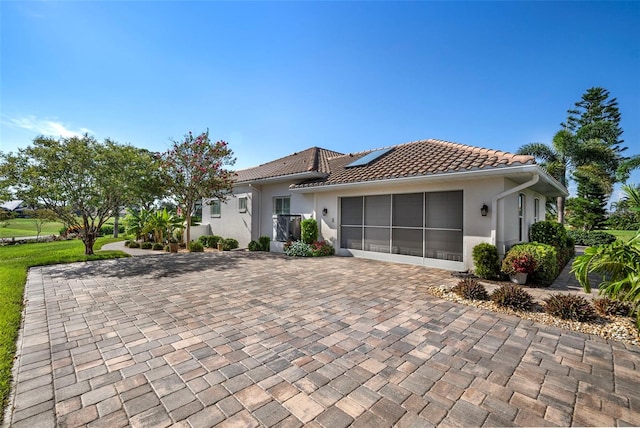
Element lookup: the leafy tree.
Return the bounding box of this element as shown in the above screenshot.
[159,130,235,244]
[0,134,159,254]
[24,208,58,240]
[104,143,165,238]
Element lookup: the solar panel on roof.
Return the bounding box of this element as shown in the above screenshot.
[345,148,393,168]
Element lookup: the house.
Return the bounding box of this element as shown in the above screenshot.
[0,200,29,217]
[201,139,567,271]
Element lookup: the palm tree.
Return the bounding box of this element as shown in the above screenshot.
[517,130,575,224]
[572,184,640,329]
[518,129,617,224]
[124,208,152,241]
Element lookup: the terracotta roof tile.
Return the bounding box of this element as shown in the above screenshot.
[292,139,535,189]
[233,139,535,187]
[235,147,344,183]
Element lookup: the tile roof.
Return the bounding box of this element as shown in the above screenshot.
[234,139,536,187]
[293,139,535,188]
[235,147,344,183]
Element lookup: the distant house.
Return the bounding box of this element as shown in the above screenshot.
[200,139,567,272]
[0,200,29,217]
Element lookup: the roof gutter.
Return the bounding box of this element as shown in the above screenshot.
[237,171,327,186]
[490,173,540,246]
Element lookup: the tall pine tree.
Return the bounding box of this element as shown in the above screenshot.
[563,87,626,229]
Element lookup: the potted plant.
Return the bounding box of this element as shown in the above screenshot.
[502,252,536,285]
[168,237,180,253]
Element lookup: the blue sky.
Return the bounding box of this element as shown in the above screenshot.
[1,1,639,201]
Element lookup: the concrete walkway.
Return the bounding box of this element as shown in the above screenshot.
[5,252,640,427]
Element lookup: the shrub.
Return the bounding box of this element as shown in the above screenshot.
[152,242,164,250]
[529,221,567,249]
[59,227,68,236]
[140,242,153,249]
[248,240,261,251]
[311,240,334,257]
[544,294,596,322]
[301,218,318,244]
[128,241,141,248]
[258,236,271,251]
[472,243,501,279]
[568,230,617,246]
[593,297,633,317]
[491,284,534,311]
[451,278,489,301]
[530,221,575,270]
[99,224,125,236]
[124,240,131,247]
[222,238,239,251]
[198,235,223,248]
[188,241,204,252]
[285,241,313,257]
[504,243,558,286]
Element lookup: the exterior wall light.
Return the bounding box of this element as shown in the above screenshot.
[481,204,489,217]
[322,207,328,216]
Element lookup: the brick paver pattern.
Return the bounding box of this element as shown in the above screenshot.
[5,252,640,427]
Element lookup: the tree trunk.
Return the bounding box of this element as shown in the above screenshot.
[113,212,119,238]
[185,212,191,244]
[83,232,96,255]
[557,196,565,224]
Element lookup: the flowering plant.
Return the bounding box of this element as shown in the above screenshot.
[502,251,536,275]
[511,254,536,274]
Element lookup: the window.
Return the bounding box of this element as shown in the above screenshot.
[534,198,540,223]
[239,197,247,213]
[274,196,290,215]
[518,193,525,241]
[210,199,221,217]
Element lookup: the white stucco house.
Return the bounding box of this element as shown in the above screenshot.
[200,139,567,272]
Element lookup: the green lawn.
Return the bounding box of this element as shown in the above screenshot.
[0,218,65,238]
[0,237,128,420]
[607,229,638,242]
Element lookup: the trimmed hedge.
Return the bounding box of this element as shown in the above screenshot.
[567,230,617,246]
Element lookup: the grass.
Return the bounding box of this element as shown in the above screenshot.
[0,237,128,420]
[607,229,638,243]
[0,218,65,239]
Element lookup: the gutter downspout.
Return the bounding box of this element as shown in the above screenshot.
[491,173,540,251]
[248,184,262,239]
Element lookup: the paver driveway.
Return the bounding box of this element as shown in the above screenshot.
[5,252,640,427]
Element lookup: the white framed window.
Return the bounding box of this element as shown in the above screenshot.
[210,199,221,218]
[274,196,290,215]
[534,198,540,223]
[238,197,247,213]
[518,193,525,241]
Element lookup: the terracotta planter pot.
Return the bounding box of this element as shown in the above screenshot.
[217,242,224,251]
